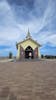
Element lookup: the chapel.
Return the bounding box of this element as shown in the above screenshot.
[16,30,41,59]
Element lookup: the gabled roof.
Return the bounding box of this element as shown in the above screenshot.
[17,38,41,46]
[16,30,41,49]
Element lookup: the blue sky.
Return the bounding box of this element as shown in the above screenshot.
[0,0,56,56]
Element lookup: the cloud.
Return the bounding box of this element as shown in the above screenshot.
[35,31,56,45]
[14,0,56,36]
[0,0,25,44]
[0,0,56,56]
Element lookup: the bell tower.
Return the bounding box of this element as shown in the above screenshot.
[26,29,31,39]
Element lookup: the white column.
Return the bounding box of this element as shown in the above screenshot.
[38,48,41,58]
[16,45,20,60]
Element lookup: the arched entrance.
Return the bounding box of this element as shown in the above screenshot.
[25,46,34,59]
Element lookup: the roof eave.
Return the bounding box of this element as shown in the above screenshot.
[16,38,41,47]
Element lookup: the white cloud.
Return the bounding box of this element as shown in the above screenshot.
[17,0,56,36]
[35,31,56,46]
[0,0,25,45]
[0,0,56,56]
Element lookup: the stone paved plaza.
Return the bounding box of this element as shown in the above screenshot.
[0,60,56,100]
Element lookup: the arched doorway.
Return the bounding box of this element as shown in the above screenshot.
[25,46,34,59]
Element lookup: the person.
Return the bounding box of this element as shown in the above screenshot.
[29,52,32,59]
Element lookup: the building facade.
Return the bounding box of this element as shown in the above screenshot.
[16,30,41,60]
